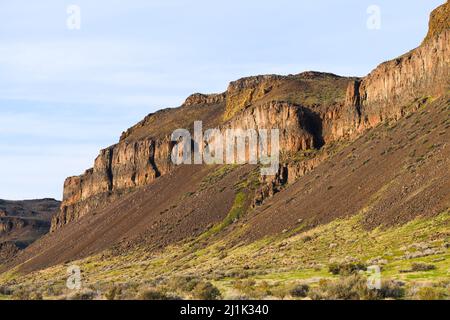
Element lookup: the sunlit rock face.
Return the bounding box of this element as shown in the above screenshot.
[51,2,450,231]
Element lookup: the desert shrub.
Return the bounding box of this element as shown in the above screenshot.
[168,276,200,293]
[270,284,291,300]
[110,282,141,300]
[233,280,272,299]
[407,281,449,300]
[411,262,436,272]
[45,284,65,297]
[105,285,122,300]
[12,288,31,300]
[308,286,326,300]
[0,285,12,295]
[138,288,174,300]
[310,276,405,300]
[67,289,97,300]
[414,287,445,300]
[326,275,376,300]
[290,284,310,298]
[192,282,221,300]
[211,271,227,281]
[225,269,251,279]
[121,281,141,295]
[233,279,254,288]
[309,275,376,300]
[377,280,405,299]
[328,261,367,276]
[255,281,272,297]
[30,291,44,300]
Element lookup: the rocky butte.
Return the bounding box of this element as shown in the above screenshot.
[51,2,449,233]
[0,2,446,290]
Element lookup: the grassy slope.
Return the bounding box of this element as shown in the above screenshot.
[0,209,448,299]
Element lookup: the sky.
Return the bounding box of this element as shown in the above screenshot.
[0,0,444,200]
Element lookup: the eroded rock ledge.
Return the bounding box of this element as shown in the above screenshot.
[51,3,450,231]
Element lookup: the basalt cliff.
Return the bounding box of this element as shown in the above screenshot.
[0,199,60,263]
[51,1,449,233]
[1,3,447,289]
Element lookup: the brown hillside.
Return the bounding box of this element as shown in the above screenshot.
[6,94,449,274]
[7,165,256,273]
[2,2,449,276]
[0,199,60,263]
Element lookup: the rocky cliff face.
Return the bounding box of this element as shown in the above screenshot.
[343,30,449,137]
[51,2,450,231]
[53,100,320,230]
[254,6,449,202]
[224,75,284,121]
[0,199,60,263]
[51,86,320,230]
[52,137,174,230]
[322,4,449,142]
[222,101,318,152]
[183,93,227,107]
[424,1,449,43]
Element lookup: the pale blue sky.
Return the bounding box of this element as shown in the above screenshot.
[0,0,444,200]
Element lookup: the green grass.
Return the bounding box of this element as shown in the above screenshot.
[199,191,247,239]
[0,210,448,300]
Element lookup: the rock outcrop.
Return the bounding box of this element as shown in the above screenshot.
[183,93,227,107]
[0,242,19,264]
[341,1,449,137]
[52,137,174,230]
[253,5,450,204]
[0,199,60,262]
[223,101,319,151]
[0,218,26,233]
[224,75,284,120]
[424,1,450,43]
[53,100,322,230]
[51,2,450,231]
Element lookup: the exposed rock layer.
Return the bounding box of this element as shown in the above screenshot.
[183,93,227,107]
[343,29,450,137]
[52,3,450,231]
[0,199,60,262]
[424,1,450,43]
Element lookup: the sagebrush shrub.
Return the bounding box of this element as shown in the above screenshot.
[290,284,310,298]
[192,282,221,300]
[411,262,436,272]
[328,261,367,276]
